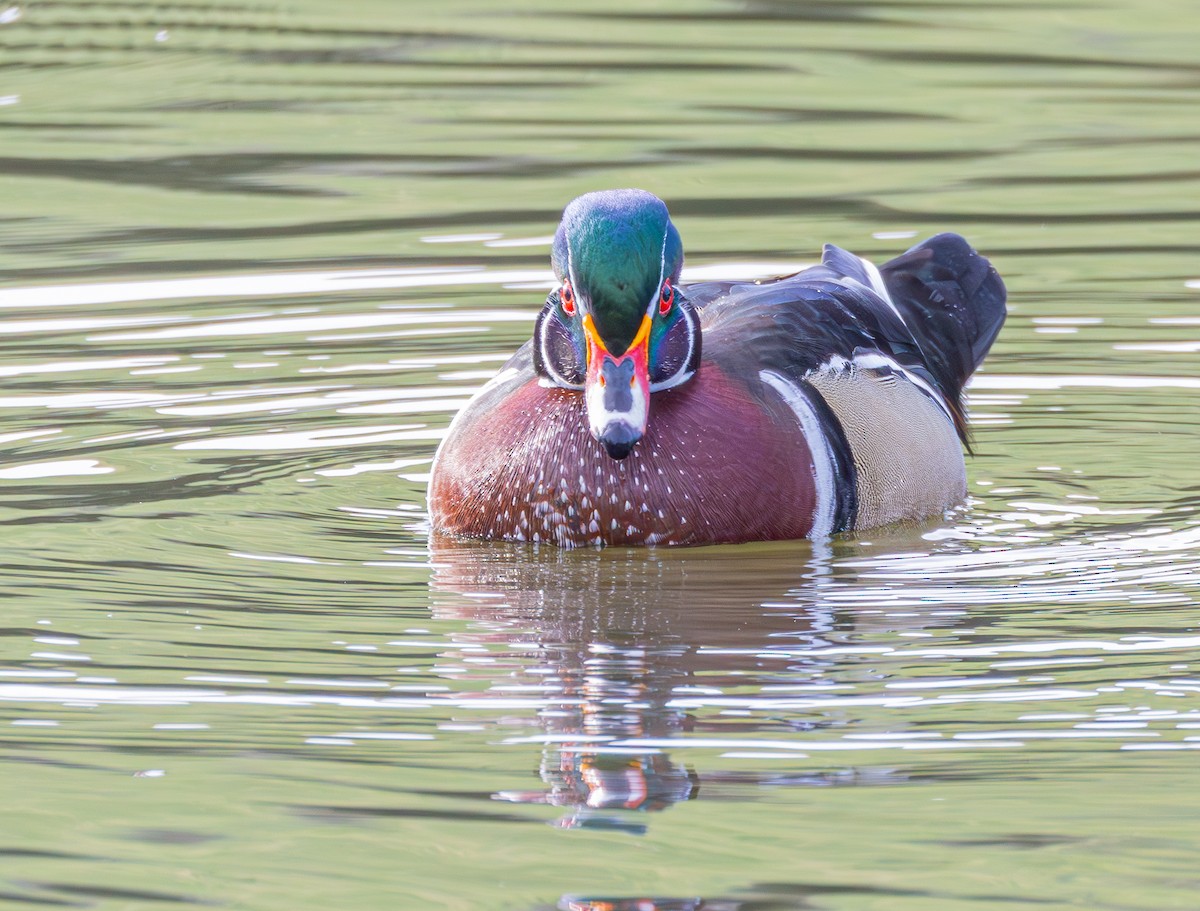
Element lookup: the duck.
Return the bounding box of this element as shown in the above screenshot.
[428,189,1006,548]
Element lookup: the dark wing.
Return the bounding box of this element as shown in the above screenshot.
[877,232,1007,388]
[683,233,1006,444]
[686,269,933,392]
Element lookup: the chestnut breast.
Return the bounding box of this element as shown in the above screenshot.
[429,365,818,547]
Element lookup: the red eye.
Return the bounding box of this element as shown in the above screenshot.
[560,281,576,316]
[659,279,674,315]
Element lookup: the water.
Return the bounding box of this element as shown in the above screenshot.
[2,1,1199,908]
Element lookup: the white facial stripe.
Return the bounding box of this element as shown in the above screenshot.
[655,224,669,310]
[647,307,697,392]
[537,312,585,390]
[630,222,671,320]
[649,368,694,393]
[564,234,578,308]
[759,370,835,539]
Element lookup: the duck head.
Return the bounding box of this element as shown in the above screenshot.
[533,189,701,460]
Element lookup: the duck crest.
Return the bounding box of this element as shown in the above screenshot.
[429,190,1006,548]
[552,189,683,354]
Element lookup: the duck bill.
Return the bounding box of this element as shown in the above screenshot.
[583,314,651,460]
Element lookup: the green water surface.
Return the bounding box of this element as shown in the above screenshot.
[2,1,1200,909]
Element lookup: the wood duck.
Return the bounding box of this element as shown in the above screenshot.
[428,189,1006,547]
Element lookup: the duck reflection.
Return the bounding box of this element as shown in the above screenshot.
[428,537,867,831]
[558,898,703,911]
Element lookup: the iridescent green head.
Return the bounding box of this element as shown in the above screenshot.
[535,190,700,460]
[551,189,684,354]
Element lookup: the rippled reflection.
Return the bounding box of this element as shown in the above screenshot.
[430,540,842,830]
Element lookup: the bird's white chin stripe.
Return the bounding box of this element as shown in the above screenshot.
[586,379,647,438]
